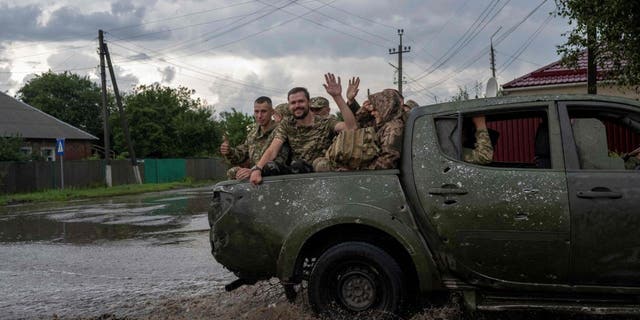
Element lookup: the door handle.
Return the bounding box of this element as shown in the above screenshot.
[576,189,622,199]
[428,187,468,195]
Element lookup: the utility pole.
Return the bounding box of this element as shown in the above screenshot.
[98,30,112,187]
[388,29,411,95]
[587,25,597,94]
[102,38,143,184]
[490,27,502,78]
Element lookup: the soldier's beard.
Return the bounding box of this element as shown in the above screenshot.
[293,107,309,120]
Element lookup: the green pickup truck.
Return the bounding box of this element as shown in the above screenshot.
[209,95,640,316]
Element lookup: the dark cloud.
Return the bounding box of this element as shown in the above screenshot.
[158,66,176,83]
[128,53,152,61]
[0,1,164,42]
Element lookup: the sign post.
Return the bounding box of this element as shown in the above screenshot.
[56,138,65,189]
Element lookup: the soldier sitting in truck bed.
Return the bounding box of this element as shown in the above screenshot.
[249,73,357,185]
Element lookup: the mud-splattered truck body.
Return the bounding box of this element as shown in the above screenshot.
[209,95,640,316]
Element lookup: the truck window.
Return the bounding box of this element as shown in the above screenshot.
[568,107,640,170]
[435,110,551,169]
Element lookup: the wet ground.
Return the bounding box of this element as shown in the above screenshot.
[0,187,236,319]
[1,187,637,320]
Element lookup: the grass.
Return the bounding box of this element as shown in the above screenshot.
[0,179,219,206]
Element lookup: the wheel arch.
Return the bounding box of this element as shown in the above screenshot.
[277,208,442,293]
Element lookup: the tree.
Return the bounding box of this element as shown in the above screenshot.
[110,84,219,158]
[17,71,104,138]
[216,108,254,147]
[555,0,640,86]
[0,136,28,161]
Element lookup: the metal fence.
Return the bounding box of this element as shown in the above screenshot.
[0,158,228,194]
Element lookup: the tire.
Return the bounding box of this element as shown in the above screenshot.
[308,241,404,318]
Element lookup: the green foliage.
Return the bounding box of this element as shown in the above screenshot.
[17,71,105,138]
[217,108,255,147]
[110,83,219,158]
[555,0,640,86]
[0,136,28,161]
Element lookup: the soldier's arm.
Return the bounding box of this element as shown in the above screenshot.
[324,73,357,132]
[250,137,285,185]
[368,120,404,170]
[225,143,249,166]
[463,129,494,164]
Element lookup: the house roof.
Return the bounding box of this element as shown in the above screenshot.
[503,51,610,90]
[0,91,99,140]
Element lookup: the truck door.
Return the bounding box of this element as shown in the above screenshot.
[559,102,640,286]
[409,103,571,286]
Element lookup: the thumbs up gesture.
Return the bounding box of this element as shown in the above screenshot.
[220,135,230,155]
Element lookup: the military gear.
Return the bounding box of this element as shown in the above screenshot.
[404,99,419,109]
[225,121,289,179]
[310,96,330,110]
[274,103,290,117]
[274,115,339,165]
[314,127,380,171]
[463,128,494,165]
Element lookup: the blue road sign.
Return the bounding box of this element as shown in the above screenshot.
[56,138,65,156]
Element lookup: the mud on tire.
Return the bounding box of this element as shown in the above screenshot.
[308,241,404,318]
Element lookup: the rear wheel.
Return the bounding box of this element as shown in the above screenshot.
[308,241,404,318]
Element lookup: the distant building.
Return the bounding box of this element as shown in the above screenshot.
[502,51,640,100]
[0,91,98,161]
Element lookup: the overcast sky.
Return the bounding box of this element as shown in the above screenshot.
[0,0,570,115]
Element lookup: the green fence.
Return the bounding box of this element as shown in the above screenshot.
[143,159,186,183]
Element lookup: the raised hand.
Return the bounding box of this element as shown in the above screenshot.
[220,134,230,155]
[472,116,487,130]
[346,77,360,102]
[323,73,342,98]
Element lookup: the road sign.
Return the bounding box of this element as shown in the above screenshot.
[56,138,65,156]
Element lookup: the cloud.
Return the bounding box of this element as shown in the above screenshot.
[209,64,294,114]
[0,66,17,93]
[47,52,98,72]
[0,1,163,42]
[128,53,152,61]
[112,65,139,91]
[158,66,176,83]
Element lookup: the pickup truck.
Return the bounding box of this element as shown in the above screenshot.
[209,94,640,317]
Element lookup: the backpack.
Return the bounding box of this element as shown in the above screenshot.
[324,127,380,170]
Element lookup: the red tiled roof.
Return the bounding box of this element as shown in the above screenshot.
[503,51,612,89]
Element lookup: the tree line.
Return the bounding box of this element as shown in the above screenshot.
[2,71,253,161]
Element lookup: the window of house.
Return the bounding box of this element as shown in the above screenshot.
[41,147,55,162]
[435,109,550,169]
[568,107,640,170]
[20,146,32,156]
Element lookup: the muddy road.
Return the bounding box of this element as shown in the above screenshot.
[0,187,633,320]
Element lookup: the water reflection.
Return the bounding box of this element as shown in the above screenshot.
[0,188,213,243]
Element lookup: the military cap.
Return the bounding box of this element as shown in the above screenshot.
[404,99,419,110]
[310,96,330,110]
[274,103,290,116]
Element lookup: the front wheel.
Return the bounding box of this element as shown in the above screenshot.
[308,241,404,318]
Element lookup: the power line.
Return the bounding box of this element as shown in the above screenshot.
[498,14,553,74]
[495,49,542,67]
[412,0,511,82]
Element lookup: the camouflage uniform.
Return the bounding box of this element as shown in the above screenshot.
[463,128,493,165]
[624,155,640,170]
[310,96,333,119]
[274,103,290,121]
[274,115,338,165]
[225,121,289,179]
[403,99,418,123]
[315,89,405,171]
[367,89,405,170]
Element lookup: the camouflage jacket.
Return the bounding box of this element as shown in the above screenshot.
[463,128,493,165]
[367,118,404,170]
[225,121,289,171]
[274,115,338,164]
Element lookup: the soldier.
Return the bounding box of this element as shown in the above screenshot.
[220,96,288,180]
[249,73,357,185]
[273,103,289,123]
[463,116,494,165]
[310,97,332,118]
[315,88,406,171]
[623,146,640,170]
